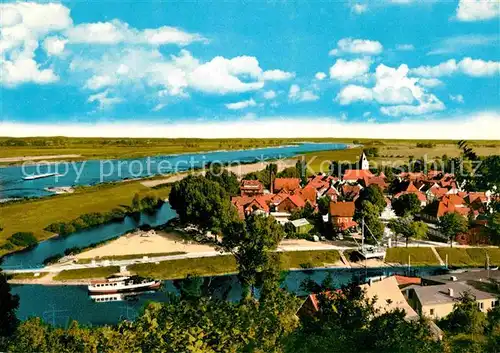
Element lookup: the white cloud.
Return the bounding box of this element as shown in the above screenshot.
[3,112,500,139]
[262,69,295,81]
[336,64,445,117]
[329,38,383,56]
[337,85,373,105]
[411,58,500,77]
[315,72,327,80]
[225,98,257,110]
[84,75,116,90]
[263,90,277,100]
[396,44,415,51]
[43,36,67,56]
[449,94,464,103]
[289,84,319,102]
[87,90,123,109]
[459,57,500,77]
[352,4,368,14]
[188,55,265,94]
[329,58,371,81]
[65,19,206,46]
[427,34,498,56]
[456,0,499,22]
[418,78,443,88]
[0,2,71,86]
[380,96,445,117]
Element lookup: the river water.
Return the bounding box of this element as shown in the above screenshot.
[0,142,347,199]
[11,266,446,326]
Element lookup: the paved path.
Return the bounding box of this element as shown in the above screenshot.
[431,246,446,266]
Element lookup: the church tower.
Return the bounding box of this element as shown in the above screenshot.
[359,151,369,170]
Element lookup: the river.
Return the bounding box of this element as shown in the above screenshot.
[11,266,446,326]
[0,142,347,199]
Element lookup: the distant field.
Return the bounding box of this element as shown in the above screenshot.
[0,182,170,256]
[302,140,500,173]
[385,247,440,266]
[1,137,498,165]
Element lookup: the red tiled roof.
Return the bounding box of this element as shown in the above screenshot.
[298,185,317,205]
[329,201,356,217]
[274,178,301,192]
[343,169,374,181]
[394,275,421,286]
[287,194,306,208]
[337,219,358,231]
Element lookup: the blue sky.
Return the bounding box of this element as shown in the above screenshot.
[1,0,499,138]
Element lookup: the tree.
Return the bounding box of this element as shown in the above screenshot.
[296,159,308,185]
[169,175,239,234]
[441,291,486,335]
[355,201,385,241]
[131,193,141,211]
[438,212,468,247]
[487,212,500,245]
[392,193,421,217]
[389,216,428,247]
[222,214,285,294]
[205,163,240,196]
[0,271,19,349]
[317,196,330,216]
[355,185,386,214]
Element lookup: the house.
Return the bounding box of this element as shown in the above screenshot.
[360,176,388,191]
[231,194,273,219]
[329,201,357,231]
[421,198,471,223]
[275,194,306,213]
[291,218,313,234]
[342,169,374,182]
[297,185,317,206]
[341,183,363,200]
[240,180,264,196]
[403,282,498,320]
[274,178,301,193]
[360,276,419,320]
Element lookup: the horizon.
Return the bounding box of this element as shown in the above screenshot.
[1,1,499,139]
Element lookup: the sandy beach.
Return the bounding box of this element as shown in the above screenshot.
[141,158,297,187]
[76,230,217,259]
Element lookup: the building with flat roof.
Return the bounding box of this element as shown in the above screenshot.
[403,282,498,320]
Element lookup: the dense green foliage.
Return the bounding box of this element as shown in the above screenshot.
[205,163,240,196]
[5,232,38,248]
[392,193,422,217]
[169,175,239,234]
[389,216,428,247]
[0,271,19,349]
[355,185,386,214]
[355,201,384,240]
[438,212,468,247]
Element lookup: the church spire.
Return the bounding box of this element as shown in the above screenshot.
[359,151,369,170]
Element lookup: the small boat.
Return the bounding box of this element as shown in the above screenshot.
[490,266,499,271]
[22,172,61,181]
[88,275,161,294]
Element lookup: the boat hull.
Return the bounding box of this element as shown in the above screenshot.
[88,281,161,294]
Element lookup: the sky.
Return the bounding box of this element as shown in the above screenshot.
[0,0,499,139]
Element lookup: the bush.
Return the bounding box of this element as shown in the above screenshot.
[7,232,38,247]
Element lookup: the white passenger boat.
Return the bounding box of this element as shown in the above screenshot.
[88,275,161,294]
[22,172,61,181]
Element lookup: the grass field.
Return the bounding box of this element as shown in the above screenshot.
[55,250,342,281]
[436,247,500,267]
[9,272,48,280]
[53,266,120,280]
[385,247,440,266]
[0,182,170,256]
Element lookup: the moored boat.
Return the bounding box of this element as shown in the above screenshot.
[88,275,161,294]
[22,172,61,181]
